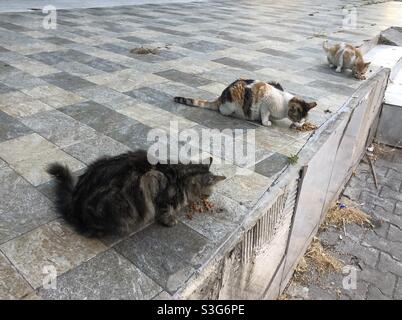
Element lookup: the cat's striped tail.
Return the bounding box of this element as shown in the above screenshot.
[174,96,220,110]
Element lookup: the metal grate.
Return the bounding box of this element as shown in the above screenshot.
[241,179,299,263]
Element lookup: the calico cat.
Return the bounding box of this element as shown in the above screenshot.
[47,150,225,237]
[323,41,371,80]
[174,79,317,128]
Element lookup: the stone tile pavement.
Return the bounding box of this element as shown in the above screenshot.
[0,0,402,299]
[0,0,209,13]
[285,146,402,300]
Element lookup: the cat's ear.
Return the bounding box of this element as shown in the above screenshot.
[211,175,226,184]
[364,62,371,67]
[307,102,317,110]
[204,174,226,185]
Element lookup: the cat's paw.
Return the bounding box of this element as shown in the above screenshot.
[335,67,342,73]
[159,215,178,227]
[262,120,272,127]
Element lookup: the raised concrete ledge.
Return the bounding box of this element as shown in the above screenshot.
[175,68,391,299]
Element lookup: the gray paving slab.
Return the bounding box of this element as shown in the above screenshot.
[39,249,162,300]
[114,230,196,294]
[0,166,57,244]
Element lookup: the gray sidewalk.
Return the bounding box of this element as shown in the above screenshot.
[0,0,206,13]
[0,0,401,299]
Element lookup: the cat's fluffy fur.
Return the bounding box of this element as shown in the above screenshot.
[323,41,370,80]
[47,150,225,237]
[174,79,317,128]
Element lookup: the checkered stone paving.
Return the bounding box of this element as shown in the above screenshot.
[284,146,402,300]
[0,0,401,299]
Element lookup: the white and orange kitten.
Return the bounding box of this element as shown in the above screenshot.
[323,41,371,80]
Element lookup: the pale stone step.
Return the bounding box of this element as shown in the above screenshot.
[384,83,402,106]
[364,44,402,81]
[370,43,402,147]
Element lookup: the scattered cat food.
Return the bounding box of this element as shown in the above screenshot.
[130,44,171,55]
[186,198,218,219]
[296,122,318,132]
[324,109,332,113]
[202,198,215,211]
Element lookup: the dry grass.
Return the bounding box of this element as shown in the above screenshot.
[312,31,328,38]
[130,47,160,55]
[367,142,398,162]
[321,200,374,231]
[295,257,308,274]
[292,257,309,283]
[283,198,374,298]
[304,238,343,275]
[277,293,290,300]
[291,237,343,286]
[130,44,171,55]
[296,121,318,132]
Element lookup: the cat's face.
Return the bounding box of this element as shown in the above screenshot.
[353,61,370,80]
[288,97,317,123]
[190,172,226,199]
[185,159,226,200]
